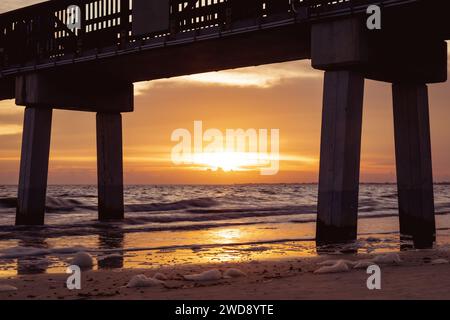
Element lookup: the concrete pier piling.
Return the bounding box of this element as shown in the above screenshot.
[316,71,365,244]
[14,73,133,224]
[311,17,367,244]
[96,113,125,221]
[310,15,446,246]
[16,107,52,225]
[392,83,436,247]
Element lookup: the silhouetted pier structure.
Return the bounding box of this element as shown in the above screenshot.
[0,0,448,248]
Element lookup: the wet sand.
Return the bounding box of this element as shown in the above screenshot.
[0,249,449,300]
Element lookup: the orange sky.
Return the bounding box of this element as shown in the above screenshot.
[1,59,450,184]
[0,2,449,185]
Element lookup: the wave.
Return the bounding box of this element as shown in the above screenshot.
[186,205,316,214]
[0,196,220,213]
[5,211,449,242]
[0,195,315,216]
[0,221,285,241]
[125,197,219,212]
[0,196,94,212]
[0,197,16,208]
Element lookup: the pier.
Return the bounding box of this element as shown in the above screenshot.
[0,0,448,247]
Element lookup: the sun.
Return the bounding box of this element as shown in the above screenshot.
[192,151,267,172]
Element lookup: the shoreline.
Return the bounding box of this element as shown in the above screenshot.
[0,248,449,300]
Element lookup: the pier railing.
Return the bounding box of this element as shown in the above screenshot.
[0,0,417,71]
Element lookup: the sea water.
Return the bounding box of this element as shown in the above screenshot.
[0,184,449,276]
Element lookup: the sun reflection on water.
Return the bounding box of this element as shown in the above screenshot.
[210,229,243,244]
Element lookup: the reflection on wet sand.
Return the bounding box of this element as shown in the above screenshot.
[1,217,449,278]
[17,238,50,275]
[98,230,124,269]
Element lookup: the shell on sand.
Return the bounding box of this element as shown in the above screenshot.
[71,252,94,268]
[126,274,164,288]
[314,260,350,274]
[431,258,449,265]
[184,269,222,281]
[224,268,247,278]
[0,284,18,292]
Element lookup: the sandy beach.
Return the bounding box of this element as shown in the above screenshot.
[0,248,449,300]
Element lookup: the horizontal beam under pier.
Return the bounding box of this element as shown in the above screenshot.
[15,73,133,113]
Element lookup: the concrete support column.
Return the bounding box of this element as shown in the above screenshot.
[16,106,52,225]
[96,112,124,221]
[392,83,435,248]
[316,71,365,244]
[311,17,367,245]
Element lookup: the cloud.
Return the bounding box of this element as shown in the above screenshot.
[134,60,321,95]
[0,100,23,136]
[0,100,22,116]
[0,0,45,13]
[0,124,22,136]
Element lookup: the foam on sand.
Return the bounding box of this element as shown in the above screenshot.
[153,272,168,281]
[126,274,165,288]
[431,258,449,265]
[373,253,401,264]
[71,252,94,269]
[317,259,356,267]
[184,269,222,281]
[353,260,376,269]
[314,260,350,274]
[0,246,50,259]
[224,268,247,278]
[0,246,88,259]
[314,253,402,272]
[0,284,18,292]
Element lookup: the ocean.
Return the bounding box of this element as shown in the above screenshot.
[1,184,450,276]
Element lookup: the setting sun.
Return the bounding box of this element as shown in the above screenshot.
[191,152,273,172]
